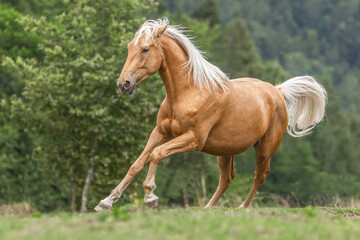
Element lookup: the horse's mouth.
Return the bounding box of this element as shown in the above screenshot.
[127,86,135,94]
[119,82,136,94]
[121,86,135,94]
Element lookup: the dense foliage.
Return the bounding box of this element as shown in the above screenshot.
[2,0,164,212]
[1,0,360,211]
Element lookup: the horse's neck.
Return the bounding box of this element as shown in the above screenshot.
[158,36,195,103]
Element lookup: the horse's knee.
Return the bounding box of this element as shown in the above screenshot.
[149,147,163,163]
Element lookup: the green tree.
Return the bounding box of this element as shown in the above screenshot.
[4,0,163,212]
[0,5,42,95]
[0,6,52,210]
[191,0,220,27]
[0,0,65,17]
[216,18,262,79]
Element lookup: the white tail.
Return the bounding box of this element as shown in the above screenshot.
[276,76,327,137]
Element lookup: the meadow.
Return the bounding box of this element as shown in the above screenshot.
[1,206,359,240]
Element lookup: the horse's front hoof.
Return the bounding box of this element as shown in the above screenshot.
[94,200,112,212]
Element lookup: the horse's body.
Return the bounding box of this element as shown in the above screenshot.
[95,18,327,211]
[157,77,287,157]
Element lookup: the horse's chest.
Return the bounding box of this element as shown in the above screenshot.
[159,118,183,137]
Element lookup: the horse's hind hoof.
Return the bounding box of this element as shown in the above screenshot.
[94,200,112,212]
[239,202,249,209]
[146,198,159,208]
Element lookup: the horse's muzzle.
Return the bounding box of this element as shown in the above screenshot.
[118,80,135,94]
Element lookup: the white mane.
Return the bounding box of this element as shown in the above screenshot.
[134,17,230,93]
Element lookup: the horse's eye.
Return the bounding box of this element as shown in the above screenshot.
[141,48,149,54]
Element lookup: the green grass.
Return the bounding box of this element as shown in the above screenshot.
[0,206,359,240]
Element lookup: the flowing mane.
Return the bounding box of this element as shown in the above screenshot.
[134,18,230,93]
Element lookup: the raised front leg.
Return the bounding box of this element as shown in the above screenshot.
[94,127,166,211]
[142,131,199,207]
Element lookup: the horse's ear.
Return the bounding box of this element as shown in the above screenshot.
[156,23,169,38]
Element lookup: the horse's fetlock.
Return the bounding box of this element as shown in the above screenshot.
[143,183,156,192]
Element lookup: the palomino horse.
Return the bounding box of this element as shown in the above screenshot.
[94,18,327,211]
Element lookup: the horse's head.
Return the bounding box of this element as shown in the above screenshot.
[117,21,169,94]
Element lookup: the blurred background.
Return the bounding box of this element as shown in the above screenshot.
[0,0,360,213]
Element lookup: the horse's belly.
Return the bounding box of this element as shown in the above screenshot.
[201,123,264,156]
[201,140,253,156]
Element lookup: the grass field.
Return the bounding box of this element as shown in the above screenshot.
[0,206,359,240]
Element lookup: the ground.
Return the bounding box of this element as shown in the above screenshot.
[0,206,359,240]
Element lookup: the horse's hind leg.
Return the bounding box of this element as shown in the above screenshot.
[205,155,235,208]
[239,128,284,208]
[239,150,271,208]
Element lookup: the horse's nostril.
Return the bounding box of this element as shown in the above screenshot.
[124,80,131,88]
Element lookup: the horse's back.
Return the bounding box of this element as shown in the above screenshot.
[231,77,263,83]
[230,77,286,108]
